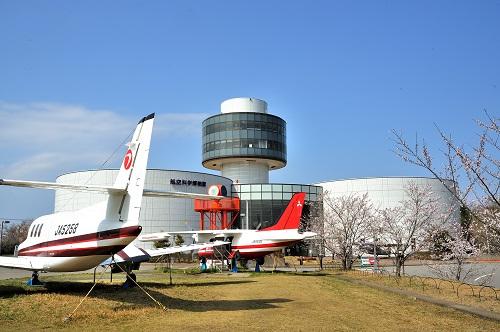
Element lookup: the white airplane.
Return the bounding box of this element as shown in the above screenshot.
[140,192,317,271]
[0,113,227,284]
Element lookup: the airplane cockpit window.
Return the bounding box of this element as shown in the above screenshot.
[30,224,36,237]
[37,224,43,237]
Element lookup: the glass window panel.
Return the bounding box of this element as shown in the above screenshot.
[262,192,272,200]
[238,184,250,192]
[261,201,273,227]
[272,184,283,192]
[283,192,292,200]
[302,185,311,193]
[261,184,271,192]
[251,192,262,200]
[292,185,301,193]
[272,192,282,200]
[240,193,251,200]
[310,193,317,201]
[283,184,292,192]
[251,184,261,192]
[272,201,286,224]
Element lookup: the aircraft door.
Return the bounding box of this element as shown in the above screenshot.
[225,236,234,253]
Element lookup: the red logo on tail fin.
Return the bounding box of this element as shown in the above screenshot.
[123,149,133,170]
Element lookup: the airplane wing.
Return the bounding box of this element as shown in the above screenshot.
[138,229,249,242]
[256,231,317,241]
[0,256,44,271]
[0,178,230,201]
[0,179,228,200]
[143,190,225,200]
[144,241,229,257]
[0,179,125,194]
[100,241,229,265]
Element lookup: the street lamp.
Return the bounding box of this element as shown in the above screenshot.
[0,220,10,256]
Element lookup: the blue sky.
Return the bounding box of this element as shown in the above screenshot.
[1,1,499,220]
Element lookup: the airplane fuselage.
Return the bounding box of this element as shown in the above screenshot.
[197,229,311,260]
[17,201,141,272]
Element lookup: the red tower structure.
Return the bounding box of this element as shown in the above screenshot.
[194,197,240,230]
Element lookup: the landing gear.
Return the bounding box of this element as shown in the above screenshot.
[122,272,137,289]
[255,257,265,272]
[26,271,44,286]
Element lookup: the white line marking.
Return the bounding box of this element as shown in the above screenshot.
[475,273,495,282]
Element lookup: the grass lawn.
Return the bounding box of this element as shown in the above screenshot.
[0,269,499,331]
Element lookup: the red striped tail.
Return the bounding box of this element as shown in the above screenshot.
[261,192,306,231]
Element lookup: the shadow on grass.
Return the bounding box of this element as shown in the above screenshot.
[0,285,42,298]
[67,281,290,312]
[137,291,292,312]
[1,280,289,312]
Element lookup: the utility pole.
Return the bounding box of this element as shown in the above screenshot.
[373,231,378,273]
[0,220,11,256]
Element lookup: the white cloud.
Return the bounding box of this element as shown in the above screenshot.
[0,101,132,147]
[0,101,207,180]
[1,152,105,179]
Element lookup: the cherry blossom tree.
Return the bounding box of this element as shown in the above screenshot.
[319,192,373,270]
[428,222,481,282]
[377,182,442,277]
[392,111,499,251]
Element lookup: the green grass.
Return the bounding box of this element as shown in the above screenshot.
[0,269,499,331]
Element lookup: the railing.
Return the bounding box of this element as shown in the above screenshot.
[348,268,499,302]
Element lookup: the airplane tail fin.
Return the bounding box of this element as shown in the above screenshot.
[261,192,306,231]
[108,113,155,222]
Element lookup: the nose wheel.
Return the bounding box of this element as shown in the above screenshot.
[26,271,44,286]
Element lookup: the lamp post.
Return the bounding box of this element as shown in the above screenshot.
[0,220,10,256]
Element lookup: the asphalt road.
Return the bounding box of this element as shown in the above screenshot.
[384,262,500,288]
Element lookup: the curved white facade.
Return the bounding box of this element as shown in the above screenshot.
[221,97,267,114]
[55,170,232,248]
[317,177,459,217]
[222,161,269,184]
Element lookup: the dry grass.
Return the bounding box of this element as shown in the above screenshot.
[0,269,499,331]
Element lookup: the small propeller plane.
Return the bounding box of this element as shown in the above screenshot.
[0,113,227,284]
[140,192,317,271]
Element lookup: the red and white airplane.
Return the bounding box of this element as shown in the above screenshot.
[140,192,317,270]
[0,113,227,283]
